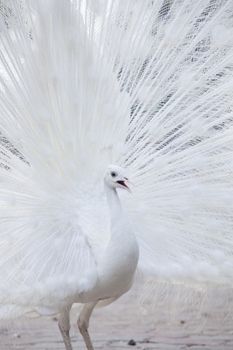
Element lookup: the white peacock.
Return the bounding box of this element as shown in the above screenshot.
[0,0,233,349]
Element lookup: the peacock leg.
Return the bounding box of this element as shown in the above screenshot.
[77,302,97,350]
[58,306,73,350]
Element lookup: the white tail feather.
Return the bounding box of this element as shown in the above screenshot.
[0,0,233,317]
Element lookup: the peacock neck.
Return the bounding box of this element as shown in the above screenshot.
[104,183,122,223]
[99,181,139,299]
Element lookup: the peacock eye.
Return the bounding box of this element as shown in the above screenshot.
[111,171,117,177]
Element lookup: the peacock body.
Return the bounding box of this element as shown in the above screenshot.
[0,0,233,348]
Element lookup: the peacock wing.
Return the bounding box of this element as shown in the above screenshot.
[0,154,100,315]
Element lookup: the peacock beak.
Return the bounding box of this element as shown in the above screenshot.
[116,178,131,192]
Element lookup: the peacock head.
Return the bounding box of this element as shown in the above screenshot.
[104,165,130,192]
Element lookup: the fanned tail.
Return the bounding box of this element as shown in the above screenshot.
[0,0,233,318]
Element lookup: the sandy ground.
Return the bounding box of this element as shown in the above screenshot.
[0,282,233,349]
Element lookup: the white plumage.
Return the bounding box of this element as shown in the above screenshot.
[0,0,233,348]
